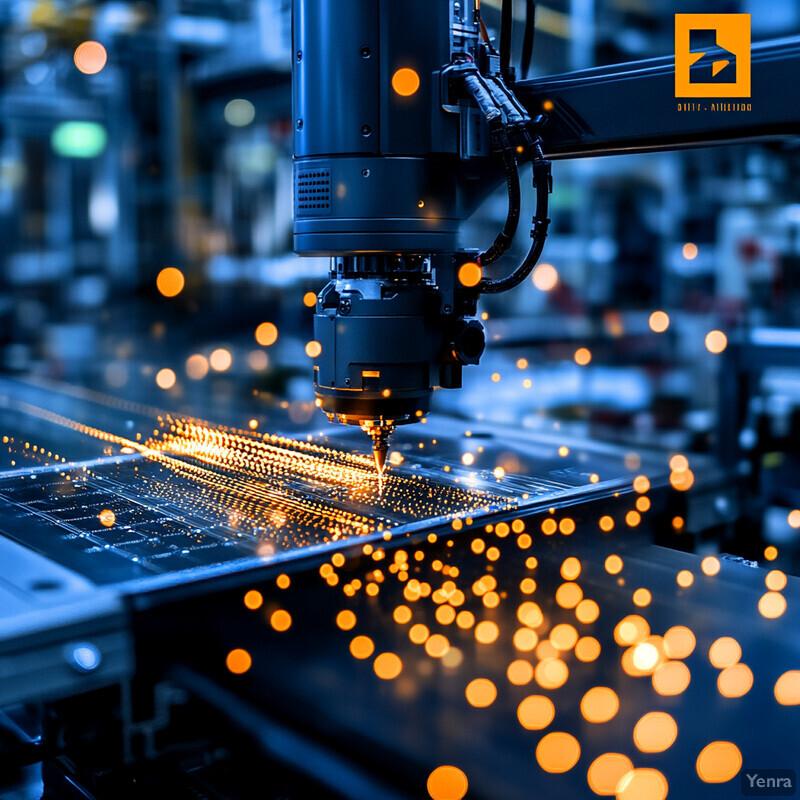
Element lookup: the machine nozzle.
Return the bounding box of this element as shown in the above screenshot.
[364,423,394,476]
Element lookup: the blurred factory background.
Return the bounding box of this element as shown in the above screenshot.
[0,0,799,569]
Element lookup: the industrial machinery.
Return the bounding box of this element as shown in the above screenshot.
[293,0,800,471]
[2,3,800,799]
[293,0,552,471]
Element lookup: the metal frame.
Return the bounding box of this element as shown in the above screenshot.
[518,36,800,158]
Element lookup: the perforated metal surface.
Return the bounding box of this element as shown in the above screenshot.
[294,164,331,217]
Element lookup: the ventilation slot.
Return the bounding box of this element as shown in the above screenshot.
[295,167,332,217]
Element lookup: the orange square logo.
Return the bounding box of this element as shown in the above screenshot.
[675,14,750,98]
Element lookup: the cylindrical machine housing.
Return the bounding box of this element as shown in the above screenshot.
[292,0,481,255]
[313,276,443,423]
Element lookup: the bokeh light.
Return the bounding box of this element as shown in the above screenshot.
[465,678,496,708]
[248,350,269,371]
[574,347,592,366]
[391,68,421,97]
[587,753,633,796]
[336,610,356,630]
[156,267,185,297]
[649,310,670,332]
[766,570,787,591]
[708,637,741,668]
[226,648,252,674]
[350,635,374,659]
[535,732,581,773]
[617,768,669,800]
[605,554,623,574]
[632,588,651,607]
[535,658,569,689]
[575,637,601,662]
[458,262,482,287]
[156,368,176,390]
[255,322,278,346]
[758,591,787,618]
[676,570,694,588]
[209,348,232,372]
[633,712,678,752]
[718,663,753,698]
[427,766,468,800]
[517,694,555,729]
[550,623,579,651]
[696,741,742,783]
[774,671,800,705]
[373,652,402,679]
[186,354,209,380]
[532,263,559,291]
[652,660,691,696]
[507,659,535,686]
[74,41,107,74]
[560,557,581,580]
[575,599,599,624]
[631,641,659,672]
[270,609,291,631]
[224,98,256,126]
[705,330,727,354]
[663,626,696,659]
[701,556,720,576]
[580,687,619,723]
[614,615,649,646]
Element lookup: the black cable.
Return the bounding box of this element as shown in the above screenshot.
[521,0,535,79]
[500,0,513,78]
[480,147,551,294]
[458,68,521,266]
[457,65,547,275]
[485,75,527,125]
[461,71,503,124]
[478,145,521,266]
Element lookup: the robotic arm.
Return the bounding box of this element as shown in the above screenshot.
[292,0,549,471]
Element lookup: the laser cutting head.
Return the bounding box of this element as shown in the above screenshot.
[311,254,486,467]
[292,0,551,467]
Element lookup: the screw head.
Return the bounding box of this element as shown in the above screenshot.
[361,168,370,177]
[296,119,303,130]
[361,124,371,136]
[296,50,303,61]
[360,47,371,58]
